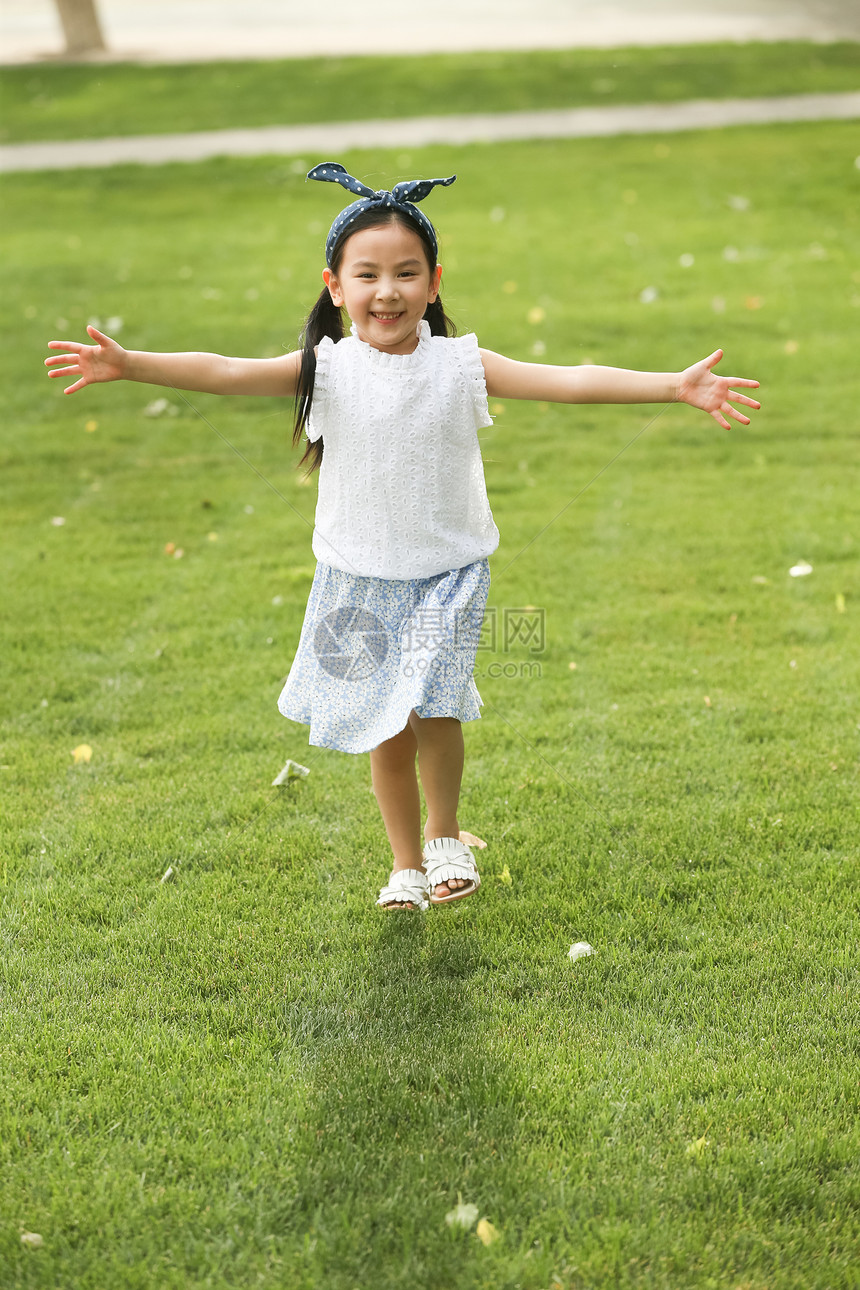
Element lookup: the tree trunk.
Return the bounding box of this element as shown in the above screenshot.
[55,0,107,55]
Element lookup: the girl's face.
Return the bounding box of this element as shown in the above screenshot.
[323,222,442,356]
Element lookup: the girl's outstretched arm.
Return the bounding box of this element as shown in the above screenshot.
[45,326,302,397]
[480,347,760,429]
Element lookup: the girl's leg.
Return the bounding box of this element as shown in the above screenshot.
[408,713,468,895]
[369,722,424,889]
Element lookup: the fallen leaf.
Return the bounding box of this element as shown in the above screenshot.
[207,532,218,542]
[164,542,175,555]
[71,744,92,764]
[686,1133,711,1158]
[568,941,595,961]
[272,759,310,786]
[751,575,769,585]
[459,830,487,849]
[476,1219,500,1246]
[445,1196,479,1230]
[703,696,711,707]
[498,864,512,886]
[568,661,578,671]
[836,593,846,613]
[160,865,175,884]
[744,296,763,310]
[527,306,545,325]
[502,280,518,294]
[50,516,65,527]
[784,340,799,354]
[173,548,184,560]
[20,1232,43,1249]
[85,419,98,433]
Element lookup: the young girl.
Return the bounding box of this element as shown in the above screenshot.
[45,160,760,912]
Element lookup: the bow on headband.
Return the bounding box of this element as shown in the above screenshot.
[308,162,457,266]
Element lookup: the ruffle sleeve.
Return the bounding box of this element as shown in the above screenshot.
[305,336,334,443]
[452,333,493,430]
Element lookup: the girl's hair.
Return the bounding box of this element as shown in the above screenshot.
[293,206,456,472]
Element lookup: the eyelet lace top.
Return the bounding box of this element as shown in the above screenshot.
[306,321,499,579]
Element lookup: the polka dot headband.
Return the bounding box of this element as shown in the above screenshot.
[308,161,457,266]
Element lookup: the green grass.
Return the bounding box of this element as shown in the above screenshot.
[1,40,859,143]
[2,119,860,1288]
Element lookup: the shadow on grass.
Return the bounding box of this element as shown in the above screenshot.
[277,912,524,1287]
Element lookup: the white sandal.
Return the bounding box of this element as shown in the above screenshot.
[376,868,429,911]
[423,837,481,905]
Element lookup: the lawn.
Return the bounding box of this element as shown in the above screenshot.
[2,116,860,1287]
[0,40,858,143]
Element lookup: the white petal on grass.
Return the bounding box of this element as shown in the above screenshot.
[489,206,506,223]
[727,194,751,211]
[20,1232,43,1249]
[568,941,595,961]
[445,1198,479,1230]
[722,246,740,262]
[160,865,175,884]
[679,253,695,268]
[639,286,659,304]
[789,561,813,577]
[531,340,546,357]
[711,296,726,313]
[50,516,66,526]
[272,759,310,786]
[144,398,171,418]
[106,316,123,333]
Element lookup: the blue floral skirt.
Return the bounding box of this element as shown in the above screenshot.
[278,559,490,753]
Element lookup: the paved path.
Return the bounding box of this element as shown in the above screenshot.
[2,91,859,173]
[3,0,859,64]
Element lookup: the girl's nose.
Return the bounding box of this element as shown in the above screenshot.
[376,279,399,300]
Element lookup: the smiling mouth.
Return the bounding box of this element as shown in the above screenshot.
[371,312,403,321]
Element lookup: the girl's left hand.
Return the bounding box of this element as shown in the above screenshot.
[678,350,760,429]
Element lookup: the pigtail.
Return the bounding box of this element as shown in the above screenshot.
[424,297,456,338]
[293,287,344,473]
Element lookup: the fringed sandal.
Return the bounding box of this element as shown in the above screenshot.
[423,836,481,905]
[376,868,429,911]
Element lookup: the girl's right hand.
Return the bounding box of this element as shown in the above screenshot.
[44,325,127,394]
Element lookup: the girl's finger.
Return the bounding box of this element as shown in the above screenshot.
[704,348,724,369]
[48,365,82,380]
[46,341,84,354]
[64,377,87,395]
[45,352,80,366]
[730,391,761,408]
[86,325,111,344]
[725,377,759,388]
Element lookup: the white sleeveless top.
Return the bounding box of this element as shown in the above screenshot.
[306,321,500,580]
